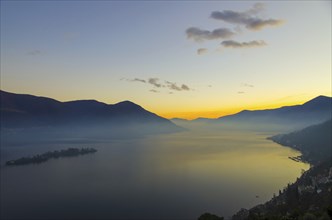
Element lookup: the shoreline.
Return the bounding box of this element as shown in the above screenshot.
[231,136,331,220]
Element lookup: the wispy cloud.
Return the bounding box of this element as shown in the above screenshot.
[149,89,159,93]
[165,81,191,91]
[210,3,284,31]
[221,40,266,48]
[237,83,254,94]
[197,48,208,55]
[125,78,146,83]
[148,78,163,88]
[133,78,146,83]
[26,50,42,56]
[186,27,235,42]
[242,83,254,88]
[246,2,265,15]
[181,84,190,90]
[123,77,193,93]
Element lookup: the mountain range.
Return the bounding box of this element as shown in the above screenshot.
[185,95,332,131]
[1,90,331,140]
[0,90,183,142]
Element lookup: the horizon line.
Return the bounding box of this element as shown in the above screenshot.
[1,89,330,121]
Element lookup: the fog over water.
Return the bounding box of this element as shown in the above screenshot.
[0,125,309,220]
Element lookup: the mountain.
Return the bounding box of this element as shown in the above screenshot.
[0,90,183,142]
[269,119,332,164]
[211,96,332,130]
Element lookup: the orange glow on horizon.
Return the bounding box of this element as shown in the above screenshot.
[158,97,316,120]
[159,110,235,120]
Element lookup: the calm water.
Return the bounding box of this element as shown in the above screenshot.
[0,128,309,219]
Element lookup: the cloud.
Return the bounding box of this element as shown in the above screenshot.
[148,78,162,88]
[121,78,146,83]
[181,84,190,91]
[127,78,146,83]
[210,4,283,31]
[197,48,208,55]
[242,83,254,88]
[238,91,245,94]
[186,27,235,42]
[149,89,159,93]
[185,3,283,55]
[26,50,42,56]
[132,78,146,83]
[246,2,265,15]
[165,81,191,91]
[246,19,284,30]
[221,40,266,48]
[123,77,193,92]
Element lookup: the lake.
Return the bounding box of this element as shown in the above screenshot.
[0,127,309,219]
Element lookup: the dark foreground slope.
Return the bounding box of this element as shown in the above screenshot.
[231,120,332,220]
[198,120,332,220]
[0,90,183,143]
[232,160,332,220]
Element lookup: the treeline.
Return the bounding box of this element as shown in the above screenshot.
[5,147,97,166]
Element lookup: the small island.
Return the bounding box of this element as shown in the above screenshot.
[5,147,97,166]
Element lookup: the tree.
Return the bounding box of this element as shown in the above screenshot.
[198,212,224,220]
[302,213,317,220]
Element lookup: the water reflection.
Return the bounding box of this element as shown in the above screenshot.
[0,129,309,219]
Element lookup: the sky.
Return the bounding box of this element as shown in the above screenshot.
[1,1,331,119]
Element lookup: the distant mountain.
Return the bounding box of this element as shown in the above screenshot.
[269,119,332,164]
[191,117,214,123]
[211,96,332,130]
[171,117,215,124]
[0,90,183,142]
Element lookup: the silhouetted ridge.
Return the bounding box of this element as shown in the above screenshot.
[210,95,332,130]
[113,100,141,107]
[0,90,183,137]
[110,100,145,113]
[65,99,108,107]
[302,95,332,110]
[0,90,62,115]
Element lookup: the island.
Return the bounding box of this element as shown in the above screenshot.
[5,147,97,166]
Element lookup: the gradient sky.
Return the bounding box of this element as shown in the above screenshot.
[1,1,331,119]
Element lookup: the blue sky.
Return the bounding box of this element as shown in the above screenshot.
[1,1,331,119]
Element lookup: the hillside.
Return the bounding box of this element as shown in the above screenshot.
[0,90,183,142]
[232,160,332,220]
[269,119,332,164]
[204,96,332,131]
[231,120,332,220]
